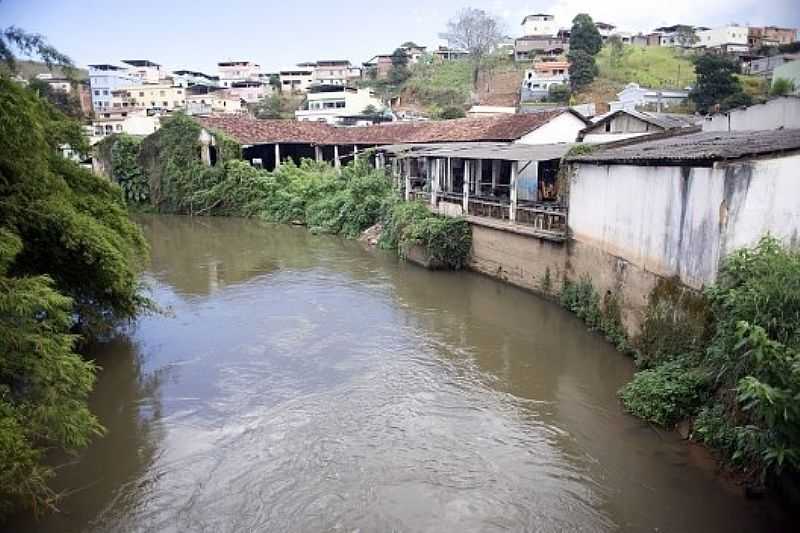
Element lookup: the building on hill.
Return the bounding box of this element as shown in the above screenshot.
[520,61,569,102]
[514,36,567,61]
[309,60,362,86]
[279,69,315,93]
[399,44,427,64]
[521,14,559,38]
[122,59,164,84]
[702,96,800,131]
[88,64,138,110]
[748,26,799,49]
[90,107,159,142]
[362,54,394,80]
[227,80,271,103]
[218,61,261,88]
[743,53,800,78]
[610,83,689,112]
[579,109,700,143]
[185,86,245,115]
[432,46,469,62]
[650,25,701,48]
[295,85,386,125]
[595,22,616,41]
[112,83,186,111]
[694,25,750,54]
[772,60,800,95]
[172,70,220,88]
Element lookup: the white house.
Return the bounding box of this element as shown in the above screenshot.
[218,61,261,88]
[567,129,800,289]
[227,80,271,103]
[295,86,385,124]
[513,109,588,145]
[122,60,164,84]
[90,108,159,142]
[279,69,315,93]
[611,83,689,111]
[521,14,559,37]
[695,25,750,52]
[580,109,699,143]
[310,60,362,86]
[171,70,220,88]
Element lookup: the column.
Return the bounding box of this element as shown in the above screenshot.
[274,143,281,169]
[462,160,470,213]
[447,157,453,194]
[491,160,499,192]
[314,145,322,163]
[334,145,341,169]
[353,144,359,160]
[404,171,411,201]
[431,159,439,207]
[509,161,518,222]
[475,159,483,196]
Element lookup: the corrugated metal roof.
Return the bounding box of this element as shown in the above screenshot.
[380,142,576,161]
[568,129,800,165]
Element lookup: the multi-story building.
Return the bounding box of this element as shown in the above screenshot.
[399,44,427,64]
[695,25,750,53]
[217,61,261,87]
[748,26,799,48]
[521,14,559,37]
[112,84,186,110]
[89,107,159,142]
[171,70,220,88]
[279,69,315,93]
[88,64,137,110]
[122,59,163,84]
[311,60,362,86]
[521,61,569,101]
[362,54,394,80]
[227,80,271,103]
[295,86,385,124]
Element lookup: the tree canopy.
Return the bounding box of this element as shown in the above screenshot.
[568,14,602,56]
[439,8,504,87]
[690,54,751,113]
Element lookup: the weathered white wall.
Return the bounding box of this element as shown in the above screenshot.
[583,132,652,144]
[568,153,800,289]
[515,112,584,144]
[703,97,800,131]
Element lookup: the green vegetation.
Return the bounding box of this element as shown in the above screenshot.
[770,77,796,97]
[400,58,474,111]
[567,14,602,90]
[690,54,752,113]
[596,45,696,89]
[559,238,800,488]
[0,75,148,518]
[379,201,472,270]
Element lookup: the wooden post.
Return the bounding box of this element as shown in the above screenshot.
[404,171,411,201]
[462,160,470,213]
[353,144,359,160]
[491,160,499,191]
[314,145,322,162]
[274,143,281,169]
[334,145,341,169]
[476,159,483,196]
[431,159,439,207]
[510,160,518,222]
[446,157,453,193]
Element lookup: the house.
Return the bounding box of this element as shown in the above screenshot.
[362,54,394,80]
[748,26,798,49]
[399,44,427,64]
[432,46,469,62]
[521,14,559,37]
[90,107,159,142]
[306,60,362,86]
[295,85,386,124]
[743,53,800,78]
[702,96,800,131]
[695,25,750,54]
[171,70,220,88]
[579,109,700,143]
[466,106,517,118]
[514,36,567,61]
[651,25,700,47]
[595,22,616,40]
[772,60,800,95]
[122,60,163,84]
[112,83,186,110]
[88,64,137,110]
[35,72,72,93]
[279,69,315,93]
[218,61,261,88]
[566,129,800,289]
[227,80,270,103]
[520,61,569,102]
[611,83,689,111]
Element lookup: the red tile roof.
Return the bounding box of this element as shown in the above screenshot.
[196,110,578,146]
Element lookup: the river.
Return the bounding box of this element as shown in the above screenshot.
[11,215,791,532]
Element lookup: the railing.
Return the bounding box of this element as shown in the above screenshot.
[467,197,510,220]
[515,202,568,233]
[408,190,431,203]
[439,192,462,204]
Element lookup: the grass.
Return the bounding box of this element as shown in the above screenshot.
[596,45,696,89]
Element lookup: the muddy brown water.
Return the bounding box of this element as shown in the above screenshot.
[11,215,792,532]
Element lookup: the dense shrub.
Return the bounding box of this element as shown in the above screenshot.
[110,134,149,204]
[619,358,709,426]
[559,276,630,351]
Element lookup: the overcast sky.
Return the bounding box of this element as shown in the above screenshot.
[1,0,798,73]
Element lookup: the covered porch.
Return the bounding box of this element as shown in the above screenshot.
[382,142,574,241]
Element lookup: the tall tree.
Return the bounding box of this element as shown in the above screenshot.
[690,54,751,113]
[568,14,602,56]
[567,49,599,91]
[439,8,504,88]
[0,26,73,74]
[388,47,411,85]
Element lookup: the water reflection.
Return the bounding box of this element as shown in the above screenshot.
[12,215,792,532]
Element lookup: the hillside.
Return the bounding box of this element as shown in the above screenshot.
[10,59,88,80]
[596,45,695,89]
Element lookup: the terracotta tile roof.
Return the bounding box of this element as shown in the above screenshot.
[196,110,576,146]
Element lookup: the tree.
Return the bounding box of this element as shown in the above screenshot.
[439,8,504,88]
[690,54,750,113]
[0,26,73,74]
[546,83,570,103]
[567,49,598,91]
[252,93,300,119]
[675,25,699,47]
[770,77,796,97]
[608,35,625,67]
[569,14,602,56]
[388,47,410,85]
[27,77,84,119]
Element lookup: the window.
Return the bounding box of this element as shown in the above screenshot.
[115,124,123,131]
[95,127,103,135]
[177,89,182,94]
[139,91,145,97]
[159,90,165,96]
[103,90,108,95]
[604,122,611,132]
[163,101,168,106]
[94,90,100,95]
